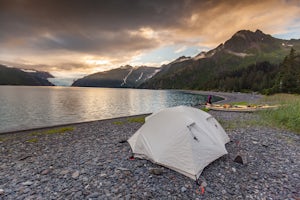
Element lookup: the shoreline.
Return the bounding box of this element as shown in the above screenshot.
[0,113,151,136]
[0,91,262,135]
[0,92,299,199]
[185,90,262,104]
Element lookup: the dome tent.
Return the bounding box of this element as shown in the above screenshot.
[128,105,230,180]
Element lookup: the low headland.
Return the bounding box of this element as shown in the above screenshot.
[0,91,299,199]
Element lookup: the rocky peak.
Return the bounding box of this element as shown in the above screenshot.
[176,56,191,60]
[120,65,132,69]
[232,29,272,41]
[224,29,276,52]
[255,29,264,35]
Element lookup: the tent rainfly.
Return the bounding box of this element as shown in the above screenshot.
[128,105,230,180]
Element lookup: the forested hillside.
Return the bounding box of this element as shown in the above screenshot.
[0,65,54,86]
[139,30,300,92]
[204,49,300,94]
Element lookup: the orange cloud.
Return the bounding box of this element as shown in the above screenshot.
[172,0,300,47]
[0,0,299,76]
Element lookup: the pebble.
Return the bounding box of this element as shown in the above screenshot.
[87,192,99,198]
[234,154,247,164]
[201,181,207,187]
[72,171,80,179]
[41,169,51,175]
[116,167,130,171]
[181,186,187,193]
[0,110,299,199]
[149,168,163,175]
[21,181,33,186]
[206,186,214,193]
[60,170,69,175]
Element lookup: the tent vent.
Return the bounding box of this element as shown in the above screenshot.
[187,122,199,142]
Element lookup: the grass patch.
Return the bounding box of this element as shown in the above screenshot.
[200,107,210,112]
[127,117,145,123]
[26,138,38,143]
[230,101,249,106]
[0,136,16,142]
[112,116,146,125]
[113,121,125,125]
[30,126,75,136]
[218,120,238,131]
[229,101,258,107]
[258,93,300,133]
[218,119,259,131]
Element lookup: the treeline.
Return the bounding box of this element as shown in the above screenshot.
[204,48,300,94]
[272,48,300,94]
[0,65,54,86]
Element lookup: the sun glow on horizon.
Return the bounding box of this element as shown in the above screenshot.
[84,57,111,65]
[1,0,300,84]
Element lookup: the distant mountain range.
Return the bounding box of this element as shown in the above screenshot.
[72,65,159,87]
[72,30,300,91]
[0,64,54,86]
[1,29,300,91]
[140,30,300,89]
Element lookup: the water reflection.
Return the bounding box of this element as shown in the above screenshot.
[0,86,206,132]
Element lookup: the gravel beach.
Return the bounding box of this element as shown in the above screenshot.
[0,92,299,199]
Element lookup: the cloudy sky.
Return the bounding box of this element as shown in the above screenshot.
[1,0,300,80]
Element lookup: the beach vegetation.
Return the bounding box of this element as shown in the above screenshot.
[258,94,300,133]
[113,121,125,125]
[200,107,210,112]
[30,126,75,136]
[0,136,15,142]
[26,138,38,143]
[230,101,249,106]
[127,116,145,123]
[218,118,259,131]
[112,116,145,125]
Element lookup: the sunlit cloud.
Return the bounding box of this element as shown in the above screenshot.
[174,0,300,47]
[175,46,187,54]
[84,57,111,66]
[129,27,159,40]
[0,0,299,80]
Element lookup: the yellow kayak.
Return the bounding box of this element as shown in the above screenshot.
[205,104,278,112]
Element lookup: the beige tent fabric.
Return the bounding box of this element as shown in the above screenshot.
[128,106,230,180]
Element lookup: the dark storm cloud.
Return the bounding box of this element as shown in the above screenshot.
[0,0,194,54]
[26,30,159,55]
[0,0,299,70]
[0,0,188,30]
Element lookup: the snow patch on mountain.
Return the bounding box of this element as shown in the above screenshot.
[282,43,294,47]
[21,69,37,73]
[148,69,161,79]
[121,68,134,86]
[206,50,216,58]
[225,50,253,58]
[136,72,144,82]
[171,56,191,64]
[193,52,206,60]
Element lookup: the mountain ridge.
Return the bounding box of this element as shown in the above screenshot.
[0,64,54,86]
[72,65,159,88]
[139,29,300,90]
[20,29,298,91]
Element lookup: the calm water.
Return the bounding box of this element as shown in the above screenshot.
[0,86,208,133]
